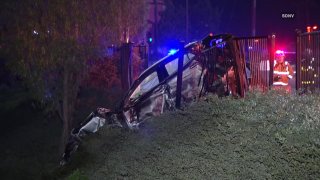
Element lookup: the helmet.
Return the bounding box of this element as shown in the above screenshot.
[275,50,285,57]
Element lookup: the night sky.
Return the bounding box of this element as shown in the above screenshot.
[171,0,320,51]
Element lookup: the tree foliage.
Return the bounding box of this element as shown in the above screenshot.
[0,0,148,148]
[84,57,120,89]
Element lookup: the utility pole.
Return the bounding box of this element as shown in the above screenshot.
[186,0,189,42]
[252,0,256,36]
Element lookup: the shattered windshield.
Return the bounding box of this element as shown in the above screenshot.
[165,53,195,75]
[130,71,159,100]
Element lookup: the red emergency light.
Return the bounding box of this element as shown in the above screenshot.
[313,26,318,30]
[307,26,311,32]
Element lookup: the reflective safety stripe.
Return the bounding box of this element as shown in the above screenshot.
[274,71,289,75]
[273,82,288,86]
[288,75,293,79]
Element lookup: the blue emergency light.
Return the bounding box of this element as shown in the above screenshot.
[168,49,178,55]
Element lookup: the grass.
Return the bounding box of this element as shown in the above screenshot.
[61,90,320,179]
[65,169,88,180]
[1,88,319,179]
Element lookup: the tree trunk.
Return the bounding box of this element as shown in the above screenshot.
[59,57,81,154]
[60,68,71,153]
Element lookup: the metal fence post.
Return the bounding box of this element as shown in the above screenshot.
[296,32,301,91]
[139,44,148,71]
[120,42,132,90]
[176,42,184,109]
[268,34,275,88]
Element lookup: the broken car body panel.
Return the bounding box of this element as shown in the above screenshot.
[121,47,201,128]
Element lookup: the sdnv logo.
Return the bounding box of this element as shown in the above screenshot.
[282,13,295,19]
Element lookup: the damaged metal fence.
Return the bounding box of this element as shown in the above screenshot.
[296,31,320,91]
[234,36,275,91]
[196,35,248,98]
[120,43,148,90]
[131,44,148,83]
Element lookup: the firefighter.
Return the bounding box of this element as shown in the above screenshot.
[221,66,236,95]
[273,50,294,92]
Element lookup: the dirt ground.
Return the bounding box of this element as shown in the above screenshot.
[63,92,320,179]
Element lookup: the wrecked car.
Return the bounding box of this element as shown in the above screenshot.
[119,34,248,128]
[60,34,248,165]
